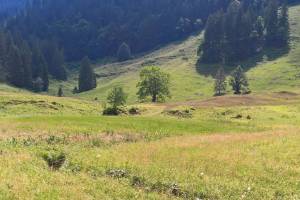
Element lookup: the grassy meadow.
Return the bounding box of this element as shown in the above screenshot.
[0,4,300,200]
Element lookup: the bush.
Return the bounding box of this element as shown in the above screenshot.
[128,107,141,115]
[42,150,66,170]
[102,107,119,115]
[102,106,127,116]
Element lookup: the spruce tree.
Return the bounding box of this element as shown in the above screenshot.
[32,43,49,91]
[78,56,97,92]
[20,41,33,89]
[117,42,132,62]
[201,11,225,63]
[277,2,290,47]
[265,0,279,47]
[229,66,250,95]
[57,86,64,97]
[6,45,24,87]
[214,67,227,96]
[43,41,67,80]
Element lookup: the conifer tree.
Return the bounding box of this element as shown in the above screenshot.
[214,67,227,96]
[57,86,64,97]
[20,41,33,89]
[78,56,97,92]
[6,45,24,87]
[277,2,290,47]
[117,42,132,62]
[200,11,225,63]
[265,0,279,47]
[43,41,67,80]
[32,43,49,91]
[229,66,250,95]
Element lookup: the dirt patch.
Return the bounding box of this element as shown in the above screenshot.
[272,91,299,98]
[163,93,300,110]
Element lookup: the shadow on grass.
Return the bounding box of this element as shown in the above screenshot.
[196,46,290,77]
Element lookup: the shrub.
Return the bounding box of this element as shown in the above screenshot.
[131,176,145,187]
[102,107,119,116]
[128,107,141,115]
[42,151,66,170]
[102,106,127,116]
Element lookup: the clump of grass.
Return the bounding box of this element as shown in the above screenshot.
[42,150,66,170]
[131,176,145,187]
[106,169,128,178]
[164,108,193,118]
[46,135,64,145]
[23,137,37,146]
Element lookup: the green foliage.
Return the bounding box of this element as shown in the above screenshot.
[137,66,171,102]
[42,150,66,170]
[229,66,250,95]
[107,87,127,108]
[78,56,97,92]
[200,0,290,64]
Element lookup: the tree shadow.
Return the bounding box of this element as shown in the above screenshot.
[196,46,290,77]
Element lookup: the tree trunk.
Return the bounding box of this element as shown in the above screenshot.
[152,94,157,102]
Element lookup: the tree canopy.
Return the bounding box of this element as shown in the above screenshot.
[137,66,171,103]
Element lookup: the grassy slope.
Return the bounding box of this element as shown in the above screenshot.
[48,5,300,104]
[0,4,299,200]
[248,5,300,93]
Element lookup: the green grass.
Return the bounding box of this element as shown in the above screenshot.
[0,4,300,200]
[45,5,300,104]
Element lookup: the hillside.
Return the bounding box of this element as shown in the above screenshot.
[0,3,299,200]
[49,4,300,104]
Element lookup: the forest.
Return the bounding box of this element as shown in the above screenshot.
[0,0,296,92]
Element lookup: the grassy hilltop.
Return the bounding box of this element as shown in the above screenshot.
[0,4,299,200]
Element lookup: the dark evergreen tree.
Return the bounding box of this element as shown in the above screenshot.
[32,43,49,91]
[117,42,132,62]
[57,86,63,97]
[20,41,33,89]
[265,0,279,47]
[277,2,290,47]
[229,66,250,95]
[5,0,230,61]
[214,67,227,96]
[200,11,225,63]
[42,41,67,80]
[78,56,97,92]
[6,45,24,87]
[72,86,79,94]
[200,0,290,64]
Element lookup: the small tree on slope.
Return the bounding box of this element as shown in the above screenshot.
[78,56,97,92]
[229,66,250,95]
[214,67,227,96]
[137,66,171,103]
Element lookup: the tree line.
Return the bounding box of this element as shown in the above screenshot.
[6,0,234,62]
[199,0,290,64]
[0,30,66,91]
